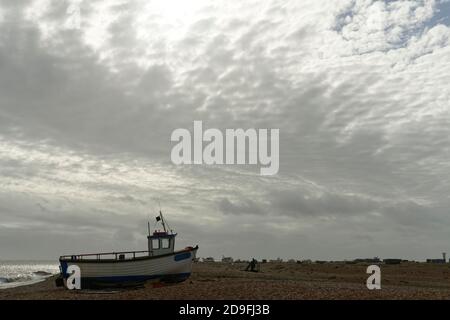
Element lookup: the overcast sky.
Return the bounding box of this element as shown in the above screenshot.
[0,0,449,261]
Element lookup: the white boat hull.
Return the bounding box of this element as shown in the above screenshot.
[59,247,198,289]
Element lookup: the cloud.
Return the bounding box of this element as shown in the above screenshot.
[333,0,437,53]
[0,0,449,260]
[218,197,266,216]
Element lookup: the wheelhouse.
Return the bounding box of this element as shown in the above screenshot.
[147,231,176,256]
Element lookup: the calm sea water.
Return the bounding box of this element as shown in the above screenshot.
[0,260,60,289]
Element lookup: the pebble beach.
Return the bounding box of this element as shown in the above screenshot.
[1,261,450,300]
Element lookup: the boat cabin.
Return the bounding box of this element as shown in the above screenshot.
[147,231,177,256]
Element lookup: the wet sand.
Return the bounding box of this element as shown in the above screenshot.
[1,262,450,300]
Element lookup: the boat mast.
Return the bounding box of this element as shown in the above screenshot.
[156,201,173,234]
[159,210,167,233]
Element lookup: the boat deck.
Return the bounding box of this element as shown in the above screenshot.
[59,246,198,263]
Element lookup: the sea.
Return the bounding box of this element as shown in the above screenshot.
[0,260,60,289]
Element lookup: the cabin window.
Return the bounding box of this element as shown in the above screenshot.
[152,239,160,249]
[161,238,170,249]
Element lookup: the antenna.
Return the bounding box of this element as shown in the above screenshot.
[160,210,167,233]
[154,199,173,234]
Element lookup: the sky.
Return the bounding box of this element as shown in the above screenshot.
[0,0,449,261]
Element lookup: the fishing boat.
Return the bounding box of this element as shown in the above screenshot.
[57,211,198,289]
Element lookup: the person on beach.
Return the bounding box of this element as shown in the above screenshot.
[245,258,257,272]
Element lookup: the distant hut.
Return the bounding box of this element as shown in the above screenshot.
[354,257,381,264]
[426,253,447,264]
[221,255,233,263]
[383,259,402,265]
[203,257,215,263]
[426,259,446,264]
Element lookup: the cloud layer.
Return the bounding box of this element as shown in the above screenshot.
[0,0,449,260]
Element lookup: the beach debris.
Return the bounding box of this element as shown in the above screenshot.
[55,276,64,287]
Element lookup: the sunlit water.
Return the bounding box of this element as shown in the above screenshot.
[0,261,60,289]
